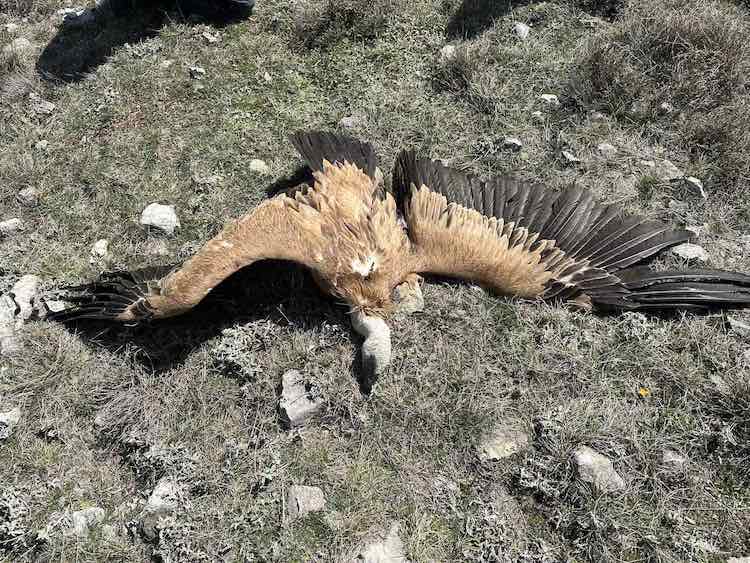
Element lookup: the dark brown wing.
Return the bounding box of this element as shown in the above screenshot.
[394,151,750,312]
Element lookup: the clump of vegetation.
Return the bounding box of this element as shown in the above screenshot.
[571,0,750,195]
[292,0,394,49]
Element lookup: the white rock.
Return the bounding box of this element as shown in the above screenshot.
[561,150,580,164]
[728,556,750,563]
[670,243,708,263]
[639,159,655,169]
[539,94,560,106]
[249,158,271,175]
[339,116,359,129]
[2,37,33,56]
[440,44,457,61]
[202,31,219,44]
[0,407,21,440]
[4,23,20,33]
[727,316,750,337]
[188,66,206,79]
[16,187,38,206]
[159,59,174,69]
[574,446,625,493]
[11,275,41,325]
[531,110,544,122]
[590,111,607,122]
[0,218,24,236]
[597,142,617,158]
[477,425,531,461]
[279,370,323,428]
[392,278,424,315]
[513,22,531,40]
[684,176,706,199]
[503,137,523,151]
[659,102,676,115]
[286,485,326,521]
[140,203,179,235]
[263,71,272,83]
[28,93,55,115]
[654,159,683,181]
[140,478,181,540]
[660,449,687,468]
[0,295,21,357]
[65,507,105,537]
[91,238,109,257]
[35,140,48,151]
[354,522,407,563]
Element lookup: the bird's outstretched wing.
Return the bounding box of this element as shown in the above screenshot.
[393,150,750,311]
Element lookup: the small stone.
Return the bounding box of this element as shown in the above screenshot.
[0,407,22,440]
[286,485,326,521]
[684,176,706,199]
[0,218,24,236]
[639,159,655,169]
[440,44,457,61]
[728,556,750,563]
[654,159,683,181]
[28,93,55,115]
[339,116,359,129]
[726,316,750,337]
[539,93,560,106]
[392,279,424,315]
[11,275,41,324]
[0,295,21,357]
[513,22,530,40]
[159,59,174,68]
[4,23,20,33]
[202,31,219,44]
[670,243,709,263]
[561,150,580,164]
[590,111,607,122]
[188,66,206,79]
[2,37,33,56]
[659,102,676,115]
[660,449,687,469]
[573,446,625,493]
[354,522,407,563]
[140,203,180,235]
[503,137,523,151]
[140,478,181,541]
[279,370,323,428]
[531,110,544,122]
[89,239,109,263]
[35,140,48,151]
[597,142,617,158]
[477,424,531,461]
[249,159,271,175]
[16,187,39,206]
[263,71,272,83]
[65,507,105,537]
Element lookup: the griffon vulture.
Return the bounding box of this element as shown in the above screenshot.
[50,131,750,378]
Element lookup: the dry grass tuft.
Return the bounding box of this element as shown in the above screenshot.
[292,0,395,49]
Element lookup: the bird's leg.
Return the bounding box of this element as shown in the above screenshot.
[350,310,391,392]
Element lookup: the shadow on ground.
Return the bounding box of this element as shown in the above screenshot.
[36,0,253,83]
[53,259,377,391]
[445,0,532,39]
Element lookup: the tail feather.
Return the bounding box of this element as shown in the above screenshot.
[290,130,378,180]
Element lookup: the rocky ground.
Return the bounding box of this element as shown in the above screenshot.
[1,0,750,561]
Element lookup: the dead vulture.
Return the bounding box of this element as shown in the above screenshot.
[50,131,750,378]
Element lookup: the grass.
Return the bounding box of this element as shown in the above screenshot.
[1,0,750,561]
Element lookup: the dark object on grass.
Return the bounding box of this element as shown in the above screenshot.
[36,0,255,83]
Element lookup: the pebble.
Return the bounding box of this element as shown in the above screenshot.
[140,203,180,235]
[477,424,531,461]
[140,478,181,541]
[573,446,625,493]
[249,159,271,175]
[353,522,407,563]
[670,243,709,263]
[286,485,326,521]
[503,137,523,152]
[16,187,39,206]
[539,94,560,106]
[597,142,617,158]
[279,370,323,428]
[0,407,22,440]
[684,176,707,199]
[11,275,41,325]
[513,22,530,40]
[188,66,206,79]
[440,45,457,62]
